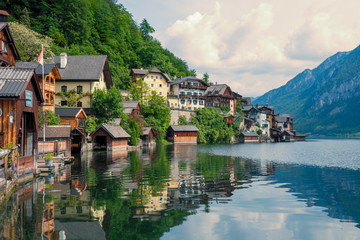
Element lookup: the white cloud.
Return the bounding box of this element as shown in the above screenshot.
[122,0,360,96]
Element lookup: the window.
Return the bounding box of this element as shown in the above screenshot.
[160,76,163,79]
[187,92,191,95]
[156,76,158,79]
[77,101,82,107]
[77,85,83,94]
[61,86,67,92]
[1,41,5,52]
[180,91,185,95]
[79,120,85,127]
[159,92,162,95]
[193,92,198,96]
[147,76,149,78]
[193,100,197,104]
[159,84,162,87]
[66,120,69,125]
[61,100,67,106]
[151,83,154,87]
[167,83,169,87]
[181,99,185,104]
[151,76,153,79]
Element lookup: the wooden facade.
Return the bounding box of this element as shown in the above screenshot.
[0,11,20,67]
[239,133,259,143]
[56,107,87,133]
[38,65,60,112]
[91,127,129,151]
[0,100,16,148]
[167,125,199,143]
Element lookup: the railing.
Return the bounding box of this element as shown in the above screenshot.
[38,141,68,155]
[179,94,207,99]
[179,84,207,90]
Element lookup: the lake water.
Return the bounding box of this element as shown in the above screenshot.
[1,139,360,240]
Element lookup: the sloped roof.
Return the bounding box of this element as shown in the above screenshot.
[39,125,71,139]
[281,130,294,136]
[205,84,233,97]
[171,76,208,86]
[91,124,130,139]
[54,55,110,81]
[131,66,171,82]
[122,101,139,109]
[241,132,259,137]
[169,125,199,132]
[16,62,56,75]
[55,107,84,117]
[0,22,21,60]
[0,67,34,97]
[242,105,254,112]
[141,127,152,136]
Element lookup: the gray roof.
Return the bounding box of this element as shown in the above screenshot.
[15,62,56,75]
[122,101,139,109]
[39,125,71,139]
[171,76,208,86]
[131,66,171,82]
[92,124,130,139]
[141,127,152,136]
[0,67,34,97]
[242,105,254,112]
[0,22,6,31]
[205,84,232,97]
[54,55,107,80]
[55,107,84,117]
[54,220,106,240]
[241,132,259,137]
[281,130,294,136]
[278,113,293,119]
[169,125,199,132]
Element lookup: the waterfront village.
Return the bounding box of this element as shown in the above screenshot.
[0,10,306,203]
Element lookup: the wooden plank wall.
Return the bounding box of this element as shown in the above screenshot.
[0,100,16,148]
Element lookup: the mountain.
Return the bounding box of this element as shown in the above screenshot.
[254,45,360,137]
[0,0,196,88]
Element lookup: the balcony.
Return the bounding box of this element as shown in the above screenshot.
[179,84,207,90]
[179,94,206,99]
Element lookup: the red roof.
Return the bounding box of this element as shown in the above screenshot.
[0,10,9,16]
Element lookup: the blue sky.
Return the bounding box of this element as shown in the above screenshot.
[120,0,360,96]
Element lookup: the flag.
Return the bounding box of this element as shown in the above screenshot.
[37,46,44,66]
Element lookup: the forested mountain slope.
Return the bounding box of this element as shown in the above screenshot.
[254,45,360,137]
[1,0,196,88]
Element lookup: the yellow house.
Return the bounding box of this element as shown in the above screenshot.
[54,53,113,112]
[130,66,171,99]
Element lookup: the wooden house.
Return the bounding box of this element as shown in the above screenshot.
[55,107,87,150]
[280,130,295,142]
[167,125,199,143]
[16,62,60,112]
[38,125,72,157]
[141,127,155,146]
[90,124,130,151]
[123,101,141,117]
[239,132,259,143]
[53,53,113,111]
[270,128,282,142]
[205,84,237,115]
[294,131,306,141]
[224,115,235,125]
[0,67,44,177]
[0,11,21,67]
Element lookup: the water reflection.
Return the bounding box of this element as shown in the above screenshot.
[0,143,360,239]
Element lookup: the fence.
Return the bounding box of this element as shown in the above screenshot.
[38,141,68,156]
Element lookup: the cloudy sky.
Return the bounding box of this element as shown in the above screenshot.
[120,0,360,97]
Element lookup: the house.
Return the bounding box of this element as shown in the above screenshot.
[167,125,199,143]
[122,101,141,117]
[275,114,293,131]
[90,124,130,151]
[53,53,113,111]
[55,107,87,150]
[141,127,155,146]
[0,67,44,177]
[0,11,21,67]
[130,66,171,99]
[247,106,270,136]
[38,125,72,157]
[169,76,208,110]
[224,115,235,125]
[280,130,295,142]
[239,132,259,143]
[293,131,306,141]
[270,128,282,142]
[205,84,237,115]
[16,62,60,112]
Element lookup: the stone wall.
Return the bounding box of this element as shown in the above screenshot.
[170,109,195,125]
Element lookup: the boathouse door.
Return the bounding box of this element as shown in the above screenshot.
[19,112,35,157]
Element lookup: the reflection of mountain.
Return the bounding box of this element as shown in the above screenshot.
[272,165,360,227]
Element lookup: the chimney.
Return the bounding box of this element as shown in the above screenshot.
[215,82,218,85]
[60,52,67,69]
[0,10,10,22]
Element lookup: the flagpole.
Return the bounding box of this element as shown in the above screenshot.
[42,45,45,147]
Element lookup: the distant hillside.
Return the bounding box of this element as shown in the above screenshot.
[254,45,360,137]
[0,0,196,88]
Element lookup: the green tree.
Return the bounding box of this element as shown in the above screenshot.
[220,106,231,113]
[128,119,140,146]
[20,8,31,27]
[38,110,60,128]
[178,115,189,125]
[141,92,170,142]
[56,89,89,107]
[85,116,98,134]
[91,87,123,124]
[140,18,155,39]
[203,72,209,84]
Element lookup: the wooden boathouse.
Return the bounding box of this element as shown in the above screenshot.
[167,125,199,143]
[90,124,130,151]
[38,125,72,157]
[239,132,259,143]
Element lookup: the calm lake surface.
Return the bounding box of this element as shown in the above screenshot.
[1,139,360,240]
